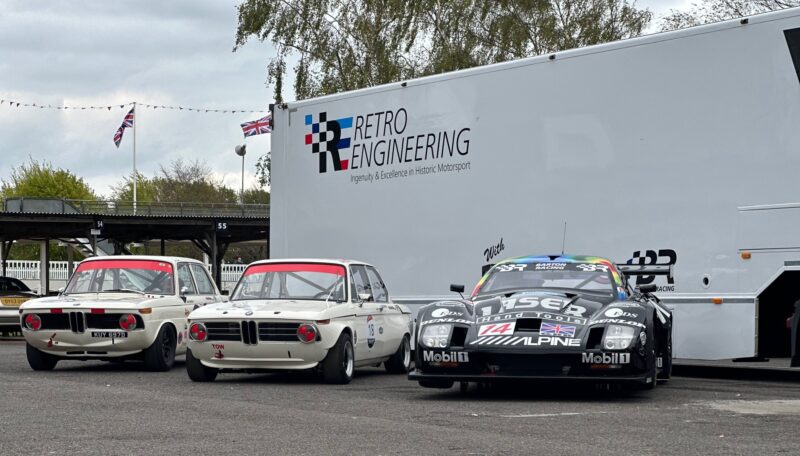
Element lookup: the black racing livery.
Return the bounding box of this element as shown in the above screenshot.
[409,255,673,390]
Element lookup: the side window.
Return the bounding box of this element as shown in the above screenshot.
[350,265,372,301]
[190,264,215,295]
[178,263,197,295]
[365,267,388,303]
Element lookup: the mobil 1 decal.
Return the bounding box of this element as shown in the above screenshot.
[303,108,473,185]
[626,249,677,292]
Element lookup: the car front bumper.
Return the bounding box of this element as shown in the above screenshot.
[189,340,330,370]
[23,328,154,358]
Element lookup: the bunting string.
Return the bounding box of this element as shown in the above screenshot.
[0,99,268,114]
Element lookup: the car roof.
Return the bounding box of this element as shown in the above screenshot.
[498,254,616,266]
[79,255,203,265]
[246,258,375,268]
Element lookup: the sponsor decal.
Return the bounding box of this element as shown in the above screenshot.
[379,326,384,335]
[626,249,677,292]
[367,315,376,349]
[212,344,225,359]
[589,319,647,329]
[496,264,526,273]
[582,352,630,364]
[610,302,642,309]
[534,263,566,270]
[540,322,576,337]
[47,332,57,348]
[420,318,473,326]
[497,296,587,317]
[476,311,586,326]
[604,308,637,319]
[423,350,469,363]
[576,263,609,272]
[431,308,460,318]
[484,238,505,263]
[657,357,663,368]
[304,109,473,183]
[478,322,516,336]
[470,335,581,347]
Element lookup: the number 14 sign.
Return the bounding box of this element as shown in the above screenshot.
[478,322,516,336]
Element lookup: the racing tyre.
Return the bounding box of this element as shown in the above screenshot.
[657,327,673,382]
[26,343,58,371]
[143,324,176,372]
[384,335,411,374]
[323,332,354,384]
[186,349,218,382]
[418,379,454,389]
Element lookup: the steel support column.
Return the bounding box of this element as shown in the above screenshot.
[39,239,50,295]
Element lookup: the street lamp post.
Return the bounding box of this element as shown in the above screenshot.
[235,144,247,204]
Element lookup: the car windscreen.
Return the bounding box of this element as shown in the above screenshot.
[231,263,346,302]
[475,262,615,296]
[64,260,175,295]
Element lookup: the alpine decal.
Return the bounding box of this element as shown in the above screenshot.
[470,336,581,347]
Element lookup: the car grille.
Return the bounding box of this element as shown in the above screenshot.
[258,322,300,342]
[205,322,242,342]
[203,321,301,343]
[34,312,145,332]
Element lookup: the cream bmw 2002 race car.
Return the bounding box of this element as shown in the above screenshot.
[186,259,413,383]
[19,256,223,371]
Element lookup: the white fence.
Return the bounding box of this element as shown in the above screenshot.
[2,260,246,286]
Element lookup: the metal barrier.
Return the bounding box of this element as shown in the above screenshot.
[2,260,245,287]
[4,197,269,218]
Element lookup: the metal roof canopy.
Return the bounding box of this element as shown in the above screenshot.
[0,211,269,292]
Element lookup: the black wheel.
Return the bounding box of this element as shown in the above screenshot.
[657,326,673,382]
[322,331,354,384]
[26,343,58,371]
[384,335,411,374]
[186,349,218,382]
[418,379,454,389]
[143,324,176,372]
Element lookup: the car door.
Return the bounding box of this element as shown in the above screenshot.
[350,264,384,360]
[365,265,403,357]
[189,263,221,307]
[177,263,204,313]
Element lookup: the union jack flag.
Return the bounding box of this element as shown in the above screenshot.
[241,114,272,137]
[113,107,135,148]
[540,322,576,337]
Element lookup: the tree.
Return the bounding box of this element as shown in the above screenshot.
[1,158,96,201]
[242,186,271,205]
[660,0,800,31]
[111,159,238,204]
[255,154,270,188]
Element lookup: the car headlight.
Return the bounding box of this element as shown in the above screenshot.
[420,324,452,348]
[602,324,636,350]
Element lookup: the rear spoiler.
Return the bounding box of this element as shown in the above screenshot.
[617,263,673,277]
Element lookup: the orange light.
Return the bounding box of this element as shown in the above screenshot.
[140,308,152,314]
[741,252,752,260]
[316,319,330,325]
[712,298,723,305]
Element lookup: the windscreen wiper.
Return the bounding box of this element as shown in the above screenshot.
[103,288,146,295]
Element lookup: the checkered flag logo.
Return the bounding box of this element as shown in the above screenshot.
[305,112,353,173]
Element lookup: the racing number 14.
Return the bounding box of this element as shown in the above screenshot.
[478,322,515,336]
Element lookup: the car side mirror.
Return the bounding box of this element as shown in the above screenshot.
[221,290,229,296]
[180,286,189,302]
[637,284,658,294]
[450,284,465,293]
[358,293,372,302]
[58,287,65,295]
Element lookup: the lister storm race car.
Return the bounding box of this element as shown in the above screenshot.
[409,255,672,390]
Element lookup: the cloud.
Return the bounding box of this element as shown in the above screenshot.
[0,0,274,197]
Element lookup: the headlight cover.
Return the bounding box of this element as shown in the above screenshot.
[420,324,452,348]
[602,324,636,350]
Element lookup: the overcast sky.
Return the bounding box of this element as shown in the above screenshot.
[0,0,690,198]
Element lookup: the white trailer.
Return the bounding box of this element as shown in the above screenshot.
[270,8,800,361]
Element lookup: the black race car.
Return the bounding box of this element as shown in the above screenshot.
[409,255,672,390]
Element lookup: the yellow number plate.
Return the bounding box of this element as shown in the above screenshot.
[0,297,30,307]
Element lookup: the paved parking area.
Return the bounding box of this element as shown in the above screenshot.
[1,341,799,455]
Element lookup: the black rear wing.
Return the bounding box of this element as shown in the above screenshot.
[617,264,673,277]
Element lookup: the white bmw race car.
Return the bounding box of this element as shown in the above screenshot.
[185,259,413,383]
[19,256,224,371]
